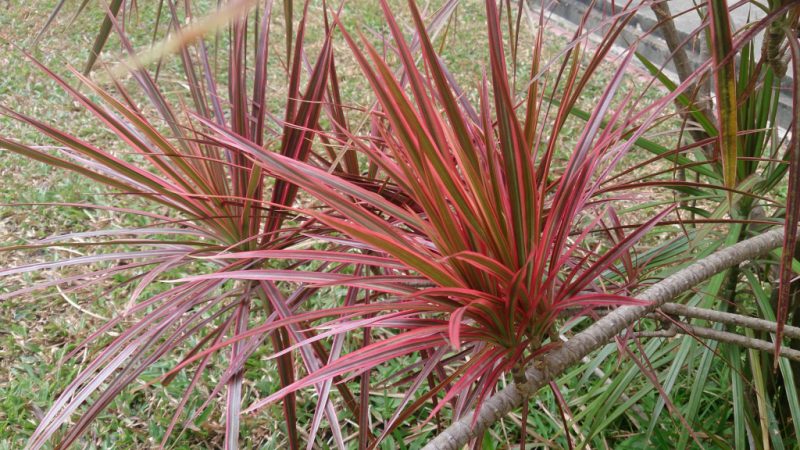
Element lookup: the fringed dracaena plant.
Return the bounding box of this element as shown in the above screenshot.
[0,2,374,448]
[182,0,687,442]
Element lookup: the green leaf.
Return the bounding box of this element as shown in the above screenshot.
[708,0,739,197]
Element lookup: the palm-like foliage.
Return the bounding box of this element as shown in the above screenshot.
[633,2,800,446]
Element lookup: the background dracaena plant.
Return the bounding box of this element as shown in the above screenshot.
[0,1,375,447]
[629,2,800,446]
